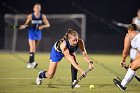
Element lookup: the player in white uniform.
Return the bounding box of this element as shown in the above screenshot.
[130,9,140,62]
[132,9,140,31]
[113,9,140,62]
[113,24,140,91]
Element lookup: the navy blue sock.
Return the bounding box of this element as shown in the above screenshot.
[71,63,78,82]
[29,52,35,63]
[39,71,47,78]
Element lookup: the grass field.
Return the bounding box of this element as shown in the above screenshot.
[0,51,140,93]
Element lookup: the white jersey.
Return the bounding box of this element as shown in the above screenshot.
[131,33,140,52]
[133,17,140,26]
[133,17,140,31]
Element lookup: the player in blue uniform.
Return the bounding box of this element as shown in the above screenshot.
[36,29,94,88]
[20,3,50,68]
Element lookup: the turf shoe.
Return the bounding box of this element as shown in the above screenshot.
[27,62,38,68]
[32,62,38,68]
[72,80,80,88]
[113,78,126,91]
[36,71,43,85]
[27,63,32,68]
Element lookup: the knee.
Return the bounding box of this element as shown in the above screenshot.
[130,63,139,71]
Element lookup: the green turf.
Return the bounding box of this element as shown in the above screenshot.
[0,52,140,93]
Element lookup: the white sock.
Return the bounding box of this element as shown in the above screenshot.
[121,68,135,87]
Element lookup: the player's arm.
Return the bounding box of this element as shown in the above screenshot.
[39,14,50,30]
[20,14,32,29]
[60,41,85,75]
[121,33,131,66]
[78,39,94,70]
[112,20,128,28]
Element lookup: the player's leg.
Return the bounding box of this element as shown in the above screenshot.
[113,55,140,91]
[35,40,40,48]
[130,48,137,62]
[71,54,80,88]
[36,59,58,85]
[47,60,59,79]
[30,40,40,67]
[27,39,38,68]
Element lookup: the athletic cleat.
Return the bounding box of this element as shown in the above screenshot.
[36,71,43,85]
[72,80,80,88]
[27,63,32,68]
[36,77,42,85]
[27,62,38,68]
[74,84,80,88]
[32,62,38,68]
[113,78,126,91]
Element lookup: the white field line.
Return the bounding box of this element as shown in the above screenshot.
[0,77,114,80]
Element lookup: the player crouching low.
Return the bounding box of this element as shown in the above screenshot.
[35,29,94,88]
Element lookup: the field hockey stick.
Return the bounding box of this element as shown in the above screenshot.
[9,25,21,29]
[71,68,91,89]
[10,24,49,31]
[116,65,140,83]
[9,25,36,30]
[112,20,128,28]
[123,65,140,83]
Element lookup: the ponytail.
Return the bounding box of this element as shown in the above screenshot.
[56,29,78,49]
[56,32,68,49]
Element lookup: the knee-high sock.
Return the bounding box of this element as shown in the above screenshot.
[39,71,47,78]
[29,52,35,63]
[71,63,78,82]
[121,68,135,87]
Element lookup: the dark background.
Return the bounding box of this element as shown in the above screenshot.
[0,0,140,53]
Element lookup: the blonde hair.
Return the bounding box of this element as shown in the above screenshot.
[56,29,78,49]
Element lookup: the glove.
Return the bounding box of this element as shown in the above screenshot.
[120,61,126,67]
[88,61,94,70]
[20,25,28,29]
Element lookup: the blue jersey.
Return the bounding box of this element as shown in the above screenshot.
[28,13,43,40]
[50,40,79,62]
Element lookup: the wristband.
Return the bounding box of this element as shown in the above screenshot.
[89,61,93,64]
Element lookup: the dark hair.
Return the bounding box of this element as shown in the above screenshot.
[138,9,140,12]
[34,3,41,7]
[128,24,138,31]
